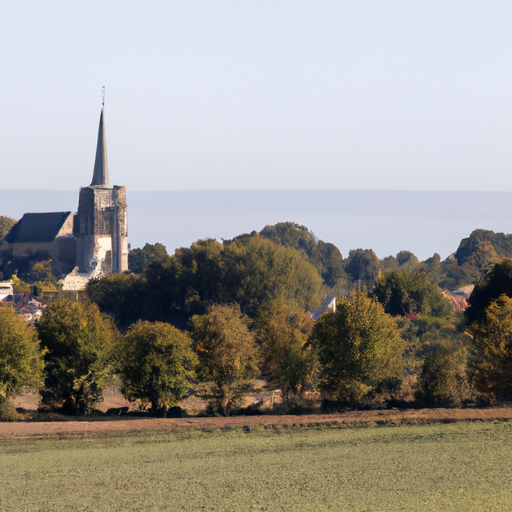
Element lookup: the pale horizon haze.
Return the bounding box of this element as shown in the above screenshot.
[1,2,512,192]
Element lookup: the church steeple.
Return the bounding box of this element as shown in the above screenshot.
[91,90,109,186]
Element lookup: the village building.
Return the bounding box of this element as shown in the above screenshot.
[3,100,128,290]
[310,295,337,320]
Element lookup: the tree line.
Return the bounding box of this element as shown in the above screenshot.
[4,222,512,418]
[4,218,512,292]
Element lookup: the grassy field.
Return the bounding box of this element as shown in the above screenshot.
[1,421,512,511]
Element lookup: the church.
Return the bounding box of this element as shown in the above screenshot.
[3,101,128,289]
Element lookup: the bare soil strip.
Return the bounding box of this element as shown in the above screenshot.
[1,406,512,438]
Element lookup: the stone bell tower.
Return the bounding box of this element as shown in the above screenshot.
[74,96,128,276]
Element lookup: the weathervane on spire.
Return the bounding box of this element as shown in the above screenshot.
[101,86,105,107]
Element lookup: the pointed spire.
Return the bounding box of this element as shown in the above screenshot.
[91,89,109,186]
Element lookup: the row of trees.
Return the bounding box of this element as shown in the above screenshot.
[1,219,510,295]
[4,222,512,417]
[86,223,458,333]
[88,232,325,330]
[127,225,512,292]
[0,292,406,416]
[4,256,512,417]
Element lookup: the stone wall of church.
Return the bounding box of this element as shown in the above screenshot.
[75,185,128,274]
[2,237,76,277]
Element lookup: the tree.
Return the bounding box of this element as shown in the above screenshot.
[128,243,168,273]
[381,255,399,271]
[255,299,317,406]
[37,299,118,415]
[227,236,323,316]
[257,222,346,288]
[0,216,16,243]
[438,229,512,289]
[86,272,145,330]
[465,260,512,326]
[397,315,470,370]
[421,252,443,284]
[396,250,420,271]
[192,304,260,415]
[318,240,346,289]
[259,222,324,271]
[119,321,197,415]
[372,270,452,318]
[311,290,405,404]
[455,229,512,267]
[439,257,481,290]
[418,342,470,405]
[344,249,380,289]
[87,233,324,330]
[0,308,44,412]
[466,294,512,399]
[31,259,57,286]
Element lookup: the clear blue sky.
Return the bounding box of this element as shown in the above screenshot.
[1,1,511,191]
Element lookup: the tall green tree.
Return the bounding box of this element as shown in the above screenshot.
[120,321,197,415]
[86,272,145,330]
[227,236,323,316]
[421,252,443,284]
[396,250,420,271]
[0,216,16,243]
[192,304,260,415]
[437,229,512,289]
[418,342,470,405]
[37,299,118,415]
[257,222,346,287]
[255,299,317,406]
[465,259,512,326]
[466,294,512,399]
[142,236,323,324]
[455,229,510,267]
[311,290,405,403]
[345,249,380,289]
[372,270,452,318]
[0,308,44,406]
[128,243,168,273]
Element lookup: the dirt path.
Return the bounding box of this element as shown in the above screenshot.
[2,406,512,438]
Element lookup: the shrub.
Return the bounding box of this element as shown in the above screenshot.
[418,343,471,405]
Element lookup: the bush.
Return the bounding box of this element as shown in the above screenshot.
[0,398,19,421]
[418,344,471,405]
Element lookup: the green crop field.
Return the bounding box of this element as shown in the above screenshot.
[1,421,512,511]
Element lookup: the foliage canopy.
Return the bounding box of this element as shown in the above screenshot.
[88,234,323,328]
[466,294,512,399]
[37,299,118,414]
[120,320,197,414]
[128,243,168,273]
[311,290,405,403]
[372,270,452,318]
[418,342,470,405]
[465,259,512,326]
[257,221,345,287]
[0,307,44,402]
[344,249,380,289]
[255,299,317,404]
[0,216,16,243]
[192,304,259,415]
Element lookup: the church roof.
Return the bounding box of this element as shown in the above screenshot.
[90,107,109,186]
[5,212,74,243]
